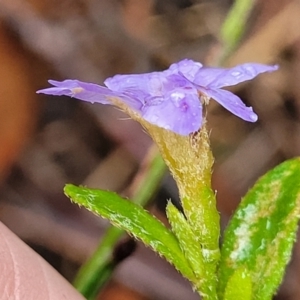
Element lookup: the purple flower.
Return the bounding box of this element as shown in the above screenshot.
[37,59,278,135]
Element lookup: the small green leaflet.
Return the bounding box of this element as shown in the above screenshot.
[64,184,196,283]
[166,202,218,300]
[218,158,300,300]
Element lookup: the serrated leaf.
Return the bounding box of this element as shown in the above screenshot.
[224,267,252,300]
[166,202,217,300]
[64,184,196,283]
[218,158,300,300]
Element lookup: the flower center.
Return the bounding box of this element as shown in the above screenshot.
[198,91,210,105]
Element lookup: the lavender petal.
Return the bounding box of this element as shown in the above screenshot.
[142,91,202,135]
[37,79,143,110]
[167,59,203,81]
[200,87,258,122]
[194,63,278,88]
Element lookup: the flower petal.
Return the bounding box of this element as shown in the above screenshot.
[105,59,202,97]
[105,72,166,100]
[141,89,202,135]
[168,59,203,81]
[37,59,278,135]
[37,79,143,110]
[199,88,258,122]
[193,63,278,88]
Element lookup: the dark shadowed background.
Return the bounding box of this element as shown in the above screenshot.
[0,0,300,299]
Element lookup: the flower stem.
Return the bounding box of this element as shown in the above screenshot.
[219,0,255,64]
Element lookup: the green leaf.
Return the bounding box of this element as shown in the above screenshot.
[218,158,300,300]
[224,267,252,300]
[64,184,196,283]
[72,150,166,299]
[166,202,217,300]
